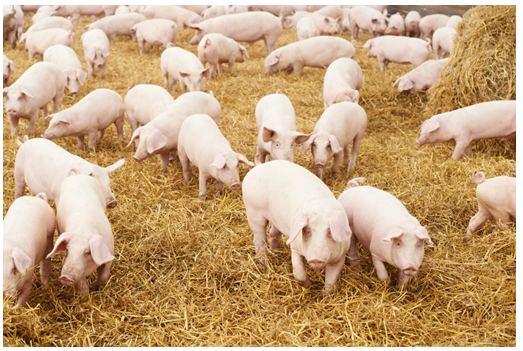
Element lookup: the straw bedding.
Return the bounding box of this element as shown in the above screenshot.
[3,6,515,347]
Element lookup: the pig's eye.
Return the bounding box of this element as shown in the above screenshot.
[396,240,402,247]
[275,142,281,148]
[291,142,295,147]
[4,96,8,101]
[326,229,332,238]
[302,227,311,238]
[327,143,331,149]
[84,250,90,257]
[312,142,316,148]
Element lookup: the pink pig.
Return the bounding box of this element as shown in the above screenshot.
[417,100,516,160]
[25,28,73,61]
[128,91,221,169]
[349,6,388,41]
[300,102,367,180]
[384,12,405,36]
[254,93,310,165]
[404,11,421,37]
[242,160,352,295]
[432,27,456,59]
[41,89,125,154]
[197,33,249,79]
[3,193,55,307]
[14,138,125,208]
[393,58,449,93]
[3,61,66,138]
[130,18,178,55]
[323,57,363,108]
[3,54,15,85]
[43,44,87,97]
[363,35,432,71]
[143,5,202,30]
[161,46,210,92]
[84,13,146,42]
[20,16,73,42]
[282,11,341,35]
[467,172,516,235]
[47,175,114,295]
[177,114,254,197]
[419,14,449,39]
[264,36,355,76]
[81,29,110,78]
[296,17,320,41]
[338,178,433,287]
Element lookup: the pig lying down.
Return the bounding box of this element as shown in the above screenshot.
[243,160,352,295]
[467,171,516,235]
[417,100,516,160]
[338,178,433,287]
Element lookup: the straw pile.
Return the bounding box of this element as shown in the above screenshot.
[3,7,515,347]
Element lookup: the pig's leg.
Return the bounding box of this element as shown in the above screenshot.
[27,112,38,137]
[451,140,470,160]
[464,143,472,157]
[138,39,145,55]
[348,133,363,173]
[98,63,106,78]
[114,114,125,143]
[342,145,350,167]
[291,252,312,288]
[347,234,360,266]
[397,270,412,287]
[324,258,345,295]
[215,179,223,195]
[198,172,209,197]
[28,49,35,61]
[247,213,268,262]
[41,103,49,120]
[466,206,492,235]
[255,146,269,166]
[16,283,31,307]
[372,257,391,284]
[378,56,388,72]
[351,26,359,42]
[77,135,85,150]
[99,129,105,140]
[14,167,26,199]
[76,277,89,295]
[162,71,170,89]
[94,262,112,287]
[292,63,304,76]
[40,236,53,286]
[227,59,234,71]
[178,147,191,182]
[87,131,98,155]
[158,152,170,170]
[52,90,64,114]
[210,64,217,79]
[87,60,95,77]
[331,152,342,176]
[179,79,187,93]
[268,224,282,250]
[8,115,19,138]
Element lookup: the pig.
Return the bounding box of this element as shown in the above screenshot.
[3,54,14,85]
[188,11,283,55]
[323,57,363,108]
[3,61,66,138]
[432,27,457,59]
[197,33,249,79]
[247,5,294,18]
[127,91,221,169]
[161,46,210,92]
[124,84,175,147]
[254,93,310,164]
[84,13,146,42]
[47,175,114,295]
[338,179,433,286]
[224,5,249,14]
[467,171,516,235]
[178,5,209,15]
[25,28,73,61]
[177,114,254,197]
[404,11,421,37]
[36,5,56,15]
[419,14,450,39]
[19,16,73,42]
[3,193,55,307]
[296,16,320,41]
[143,5,201,30]
[202,5,226,20]
[115,6,130,15]
[53,5,118,25]
[14,138,125,208]
[81,29,110,78]
[43,44,87,96]
[384,12,405,36]
[349,6,388,41]
[3,5,18,49]
[446,15,462,30]
[242,160,352,295]
[417,100,516,160]
[282,11,341,35]
[41,89,125,154]
[264,36,355,76]
[130,18,178,55]
[341,8,351,32]
[31,12,52,25]
[393,58,449,93]
[363,35,432,71]
[315,5,343,20]
[300,102,367,180]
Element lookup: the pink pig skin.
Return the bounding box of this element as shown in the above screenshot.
[84,13,146,42]
[300,102,367,180]
[363,35,432,72]
[282,11,341,35]
[52,5,118,25]
[296,17,320,41]
[393,58,449,93]
[3,61,66,138]
[143,5,202,30]
[20,16,73,43]
[323,58,363,108]
[247,5,294,18]
[161,46,210,93]
[242,160,352,295]
[3,54,15,86]
[404,11,421,37]
[47,175,114,295]
[188,12,283,56]
[417,100,516,160]
[130,19,178,55]
[25,28,73,61]
[254,93,310,165]
[197,33,249,79]
[264,36,355,76]
[41,89,125,154]
[338,180,433,287]
[419,14,449,39]
[467,172,516,235]
[3,193,55,307]
[14,138,125,208]
[384,13,405,36]
[128,91,221,169]
[81,29,110,78]
[43,44,87,97]
[432,27,456,59]
[177,114,254,197]
[349,6,388,41]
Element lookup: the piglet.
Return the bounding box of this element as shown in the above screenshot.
[323,57,363,108]
[446,15,462,30]
[197,33,249,79]
[25,28,73,61]
[81,29,110,78]
[43,44,87,97]
[282,11,341,35]
[417,100,516,160]
[404,11,421,37]
[243,160,352,295]
[419,14,449,39]
[384,12,405,36]
[349,6,388,41]
[161,46,210,92]
[19,16,73,42]
[393,58,449,93]
[14,138,124,208]
[130,18,178,55]
[177,114,254,197]
[84,13,146,42]
[300,102,367,180]
[3,61,66,138]
[254,93,310,165]
[432,27,456,59]
[47,175,114,295]
[363,35,432,71]
[41,89,125,154]
[3,193,55,307]
[3,54,15,85]
[296,16,320,41]
[143,5,201,30]
[338,178,433,287]
[467,171,516,235]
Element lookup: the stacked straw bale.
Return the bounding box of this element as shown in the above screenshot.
[3,6,515,347]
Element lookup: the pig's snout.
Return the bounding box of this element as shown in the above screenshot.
[107,199,118,208]
[315,162,325,169]
[132,155,142,162]
[308,258,326,270]
[59,275,75,286]
[230,182,241,190]
[7,108,17,115]
[402,266,419,276]
[70,91,78,97]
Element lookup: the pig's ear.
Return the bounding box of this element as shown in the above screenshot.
[211,153,227,169]
[189,23,202,30]
[323,17,331,24]
[89,236,114,266]
[20,88,34,99]
[8,60,15,70]
[101,46,110,58]
[47,232,74,258]
[300,133,317,155]
[329,211,351,242]
[239,45,249,58]
[363,39,373,48]
[36,192,49,202]
[11,247,31,274]
[126,127,142,147]
[179,71,189,78]
[399,79,414,91]
[3,87,9,96]
[294,132,311,145]
[264,53,280,67]
[262,127,277,142]
[421,119,440,134]
[328,134,342,153]
[146,129,168,154]
[415,226,433,245]
[77,69,87,84]
[236,153,254,166]
[68,167,92,176]
[105,159,125,175]
[383,226,404,242]
[287,212,309,245]
[201,68,211,78]
[57,114,71,125]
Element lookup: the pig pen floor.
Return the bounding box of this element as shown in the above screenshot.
[3,12,516,347]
